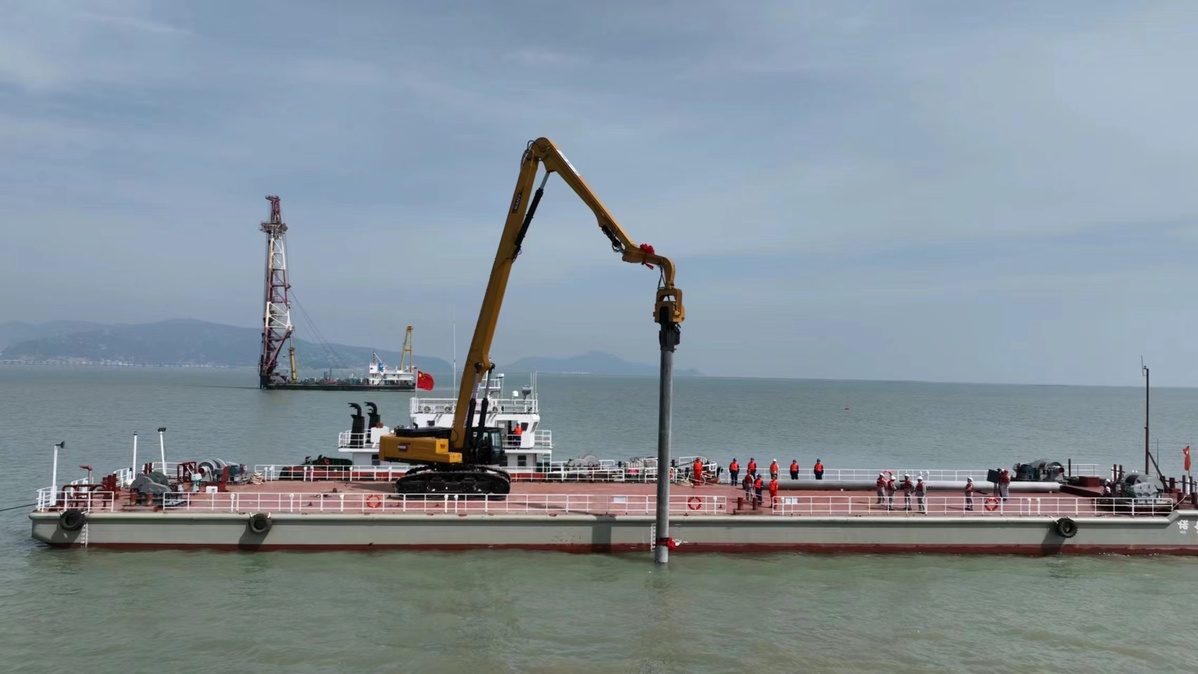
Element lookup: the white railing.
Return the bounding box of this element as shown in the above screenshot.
[411,396,539,416]
[767,495,1173,518]
[730,465,1105,482]
[255,464,407,482]
[35,490,726,516]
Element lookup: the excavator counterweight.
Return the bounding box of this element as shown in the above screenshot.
[378,138,684,496]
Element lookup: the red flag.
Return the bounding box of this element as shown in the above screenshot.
[416,370,434,391]
[1185,445,1191,472]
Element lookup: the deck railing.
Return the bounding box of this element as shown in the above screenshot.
[766,495,1172,518]
[33,487,727,516]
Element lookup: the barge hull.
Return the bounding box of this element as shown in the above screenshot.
[31,511,1198,555]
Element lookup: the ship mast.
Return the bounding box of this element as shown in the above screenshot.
[258,195,296,388]
[400,325,414,373]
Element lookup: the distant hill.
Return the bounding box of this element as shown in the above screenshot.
[0,320,702,377]
[501,350,703,377]
[0,319,451,374]
[0,320,108,349]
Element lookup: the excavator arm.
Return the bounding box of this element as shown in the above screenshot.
[379,137,684,495]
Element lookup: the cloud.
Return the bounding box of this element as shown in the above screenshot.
[1,1,1196,384]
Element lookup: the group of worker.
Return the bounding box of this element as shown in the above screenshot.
[873,472,987,513]
[724,457,825,508]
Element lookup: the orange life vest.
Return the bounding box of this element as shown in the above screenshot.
[730,461,739,472]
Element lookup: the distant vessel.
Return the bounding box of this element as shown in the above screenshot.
[255,195,425,392]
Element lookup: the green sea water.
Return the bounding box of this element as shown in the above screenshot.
[2,366,1196,673]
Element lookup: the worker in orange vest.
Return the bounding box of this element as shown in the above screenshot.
[813,459,824,480]
[753,474,764,505]
[769,460,779,479]
[768,476,780,508]
[728,459,740,487]
[789,460,799,480]
[692,458,704,486]
[747,458,757,477]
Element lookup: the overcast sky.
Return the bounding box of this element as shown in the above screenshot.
[3,0,1197,386]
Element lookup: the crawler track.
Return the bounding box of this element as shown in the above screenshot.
[395,465,512,499]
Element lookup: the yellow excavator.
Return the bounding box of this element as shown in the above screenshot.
[378,137,685,496]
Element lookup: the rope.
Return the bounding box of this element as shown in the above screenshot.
[0,502,37,512]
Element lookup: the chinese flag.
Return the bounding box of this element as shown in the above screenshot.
[416,370,434,391]
[1185,445,1191,472]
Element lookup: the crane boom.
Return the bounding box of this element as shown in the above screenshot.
[378,137,684,496]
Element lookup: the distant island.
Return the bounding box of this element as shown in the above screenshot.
[0,319,702,377]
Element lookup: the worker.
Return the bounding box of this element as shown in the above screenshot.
[754,474,764,506]
[747,458,758,477]
[692,458,705,486]
[789,460,799,480]
[769,476,780,508]
[901,474,914,511]
[964,477,976,511]
[999,468,1011,501]
[729,458,740,487]
[514,423,523,436]
[769,460,779,479]
[875,472,887,505]
[742,473,754,504]
[915,477,927,513]
[885,472,896,510]
[813,459,824,480]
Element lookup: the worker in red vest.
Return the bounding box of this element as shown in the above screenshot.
[813,459,824,480]
[754,474,764,505]
[768,476,780,508]
[875,472,887,505]
[747,458,757,477]
[728,459,740,487]
[692,458,704,486]
[789,460,799,480]
[964,477,977,511]
[769,460,779,479]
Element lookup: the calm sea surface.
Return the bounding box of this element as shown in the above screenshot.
[2,366,1198,673]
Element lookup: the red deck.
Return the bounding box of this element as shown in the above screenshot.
[54,477,1156,520]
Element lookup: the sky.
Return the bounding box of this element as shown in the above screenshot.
[2,0,1198,386]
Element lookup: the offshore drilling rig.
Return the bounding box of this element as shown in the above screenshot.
[256,195,419,392]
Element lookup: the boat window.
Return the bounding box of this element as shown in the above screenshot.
[517,455,527,467]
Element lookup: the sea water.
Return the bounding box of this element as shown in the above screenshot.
[1,366,1196,673]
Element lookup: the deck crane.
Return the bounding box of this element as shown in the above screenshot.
[378,137,685,496]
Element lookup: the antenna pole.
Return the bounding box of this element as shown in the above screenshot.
[1143,361,1150,475]
[452,309,457,400]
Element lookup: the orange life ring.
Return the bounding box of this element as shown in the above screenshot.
[687,496,703,511]
[984,497,1000,512]
[366,494,382,509]
[323,458,330,465]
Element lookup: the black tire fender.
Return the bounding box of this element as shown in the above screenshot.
[247,512,272,535]
[1055,516,1078,539]
[59,509,86,532]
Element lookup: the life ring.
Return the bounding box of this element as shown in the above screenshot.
[58,508,86,532]
[422,406,431,413]
[984,497,1000,512]
[366,494,383,509]
[323,458,330,465]
[1055,517,1078,539]
[247,512,272,535]
[687,496,703,511]
[442,405,452,413]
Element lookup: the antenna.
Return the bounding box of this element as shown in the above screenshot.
[452,307,457,400]
[1142,358,1150,475]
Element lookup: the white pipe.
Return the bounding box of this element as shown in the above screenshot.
[158,427,166,473]
[51,443,60,507]
[132,432,138,480]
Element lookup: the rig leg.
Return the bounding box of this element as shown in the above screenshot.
[654,318,680,564]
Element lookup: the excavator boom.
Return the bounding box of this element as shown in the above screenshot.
[378,138,684,496]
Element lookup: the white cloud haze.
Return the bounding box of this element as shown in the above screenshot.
[2,0,1197,385]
